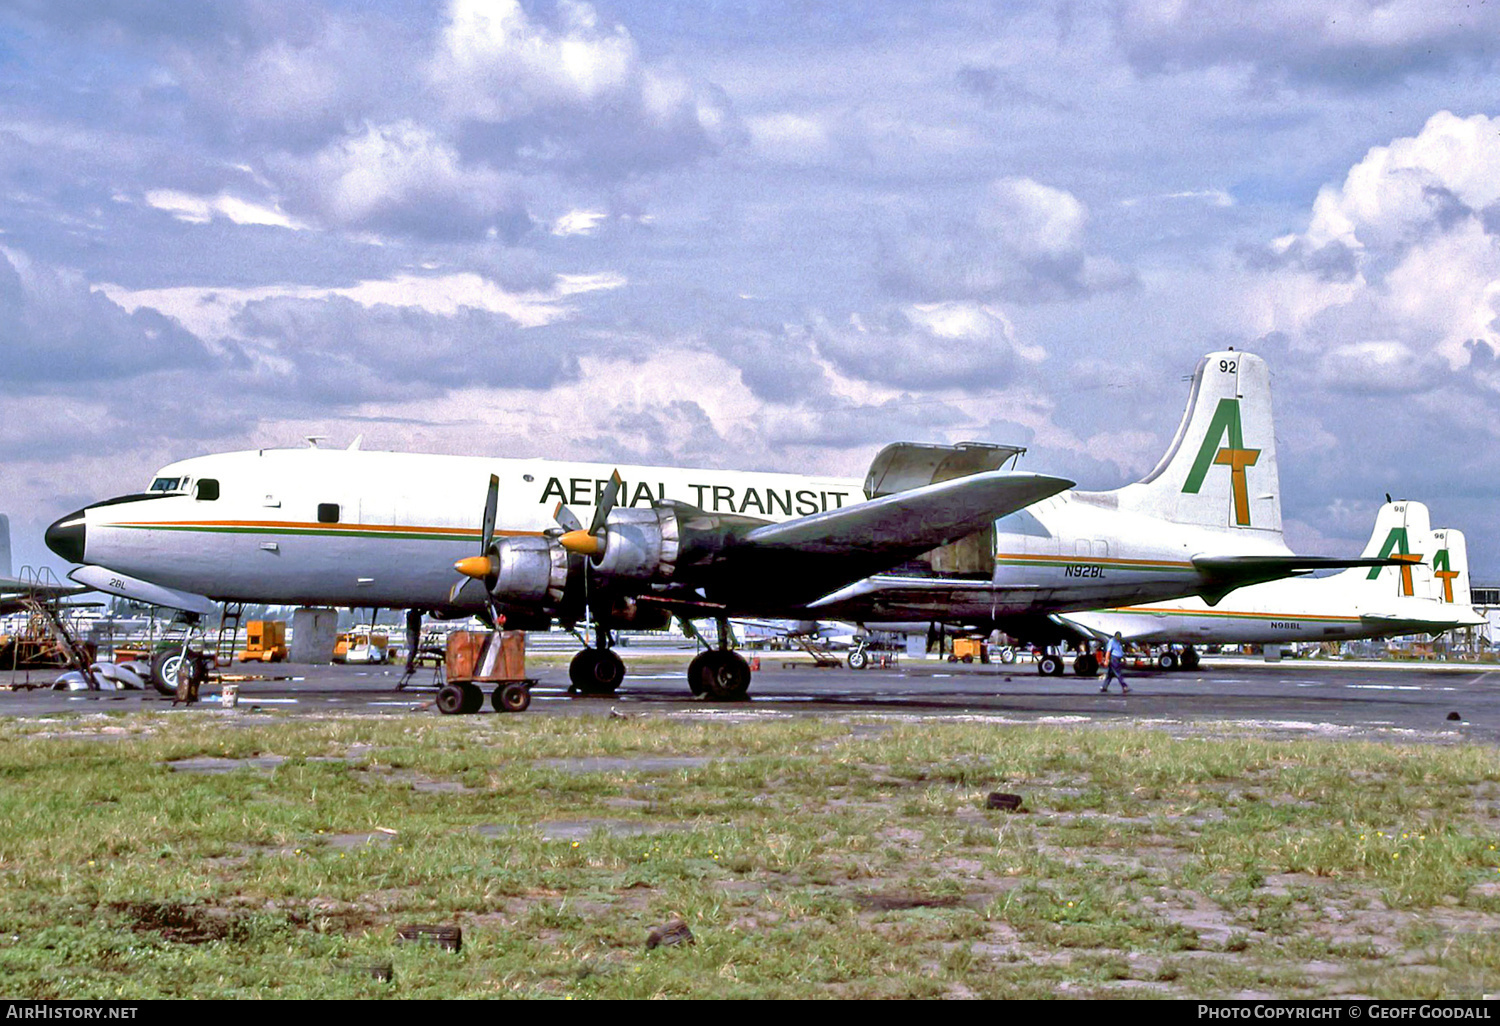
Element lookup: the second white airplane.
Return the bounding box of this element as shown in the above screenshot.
[1056,501,1484,668]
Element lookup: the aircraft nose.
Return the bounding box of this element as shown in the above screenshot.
[45,510,86,564]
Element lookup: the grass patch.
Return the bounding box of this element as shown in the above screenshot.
[0,713,1497,997]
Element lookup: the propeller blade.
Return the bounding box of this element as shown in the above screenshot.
[480,474,499,554]
[552,501,582,533]
[588,470,623,536]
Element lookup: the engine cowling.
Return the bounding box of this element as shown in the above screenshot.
[488,536,569,611]
[590,507,681,581]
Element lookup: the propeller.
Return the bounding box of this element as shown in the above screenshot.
[451,474,501,600]
[555,470,623,558]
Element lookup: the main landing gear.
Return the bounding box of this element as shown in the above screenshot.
[566,618,755,701]
[1156,645,1200,671]
[569,630,627,695]
[686,617,751,701]
[1033,647,1101,677]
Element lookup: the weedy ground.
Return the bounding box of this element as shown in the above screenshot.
[0,710,1498,999]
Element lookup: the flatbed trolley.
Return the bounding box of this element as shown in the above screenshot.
[435,630,536,714]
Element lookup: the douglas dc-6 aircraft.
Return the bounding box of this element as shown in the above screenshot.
[45,442,1072,704]
[45,348,1387,701]
[798,350,1395,673]
[1055,501,1484,668]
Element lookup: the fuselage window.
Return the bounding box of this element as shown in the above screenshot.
[195,479,220,501]
[149,477,182,493]
[318,503,341,524]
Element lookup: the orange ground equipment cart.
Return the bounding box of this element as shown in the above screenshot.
[436,630,535,714]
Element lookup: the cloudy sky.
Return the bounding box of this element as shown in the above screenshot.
[4,1,1500,578]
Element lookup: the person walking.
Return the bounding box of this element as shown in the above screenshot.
[1101,632,1130,694]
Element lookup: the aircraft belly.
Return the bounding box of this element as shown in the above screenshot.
[92,526,471,608]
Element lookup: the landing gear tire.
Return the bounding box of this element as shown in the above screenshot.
[1074,654,1099,677]
[847,648,869,670]
[687,652,711,695]
[701,651,752,701]
[570,649,624,695]
[149,649,183,696]
[1157,651,1179,671]
[1038,654,1063,677]
[1181,647,1200,670]
[492,682,531,713]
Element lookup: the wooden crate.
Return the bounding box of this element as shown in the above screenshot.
[445,630,526,683]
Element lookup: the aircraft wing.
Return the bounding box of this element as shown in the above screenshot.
[709,471,1071,606]
[1190,555,1403,605]
[0,576,90,601]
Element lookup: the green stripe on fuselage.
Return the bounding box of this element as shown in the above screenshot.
[114,523,477,543]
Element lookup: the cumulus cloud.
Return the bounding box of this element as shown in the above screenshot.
[227,296,580,403]
[812,302,1043,391]
[276,120,531,240]
[430,0,738,172]
[0,246,215,390]
[1241,111,1500,367]
[1113,0,1500,84]
[100,267,625,340]
[880,177,1134,303]
[144,189,308,230]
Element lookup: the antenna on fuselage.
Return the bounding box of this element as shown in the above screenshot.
[304,436,328,449]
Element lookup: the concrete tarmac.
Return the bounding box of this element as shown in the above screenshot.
[5,654,1499,745]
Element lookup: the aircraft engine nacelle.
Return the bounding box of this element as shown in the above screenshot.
[590,507,681,582]
[489,536,569,611]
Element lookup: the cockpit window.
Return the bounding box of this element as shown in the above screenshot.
[195,479,220,501]
[149,477,183,493]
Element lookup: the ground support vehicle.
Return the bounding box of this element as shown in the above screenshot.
[436,630,535,714]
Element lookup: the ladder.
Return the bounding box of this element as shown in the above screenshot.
[15,566,92,677]
[215,603,244,666]
[791,634,842,668]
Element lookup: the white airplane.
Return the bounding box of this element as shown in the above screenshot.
[804,349,1395,674]
[1054,501,1485,668]
[45,441,1071,704]
[45,348,1386,699]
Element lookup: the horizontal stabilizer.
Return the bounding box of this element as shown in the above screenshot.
[69,565,216,615]
[1192,555,1404,605]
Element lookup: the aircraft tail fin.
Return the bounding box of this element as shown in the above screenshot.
[0,514,10,578]
[1347,500,1434,598]
[1112,351,1282,535]
[1428,527,1473,607]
